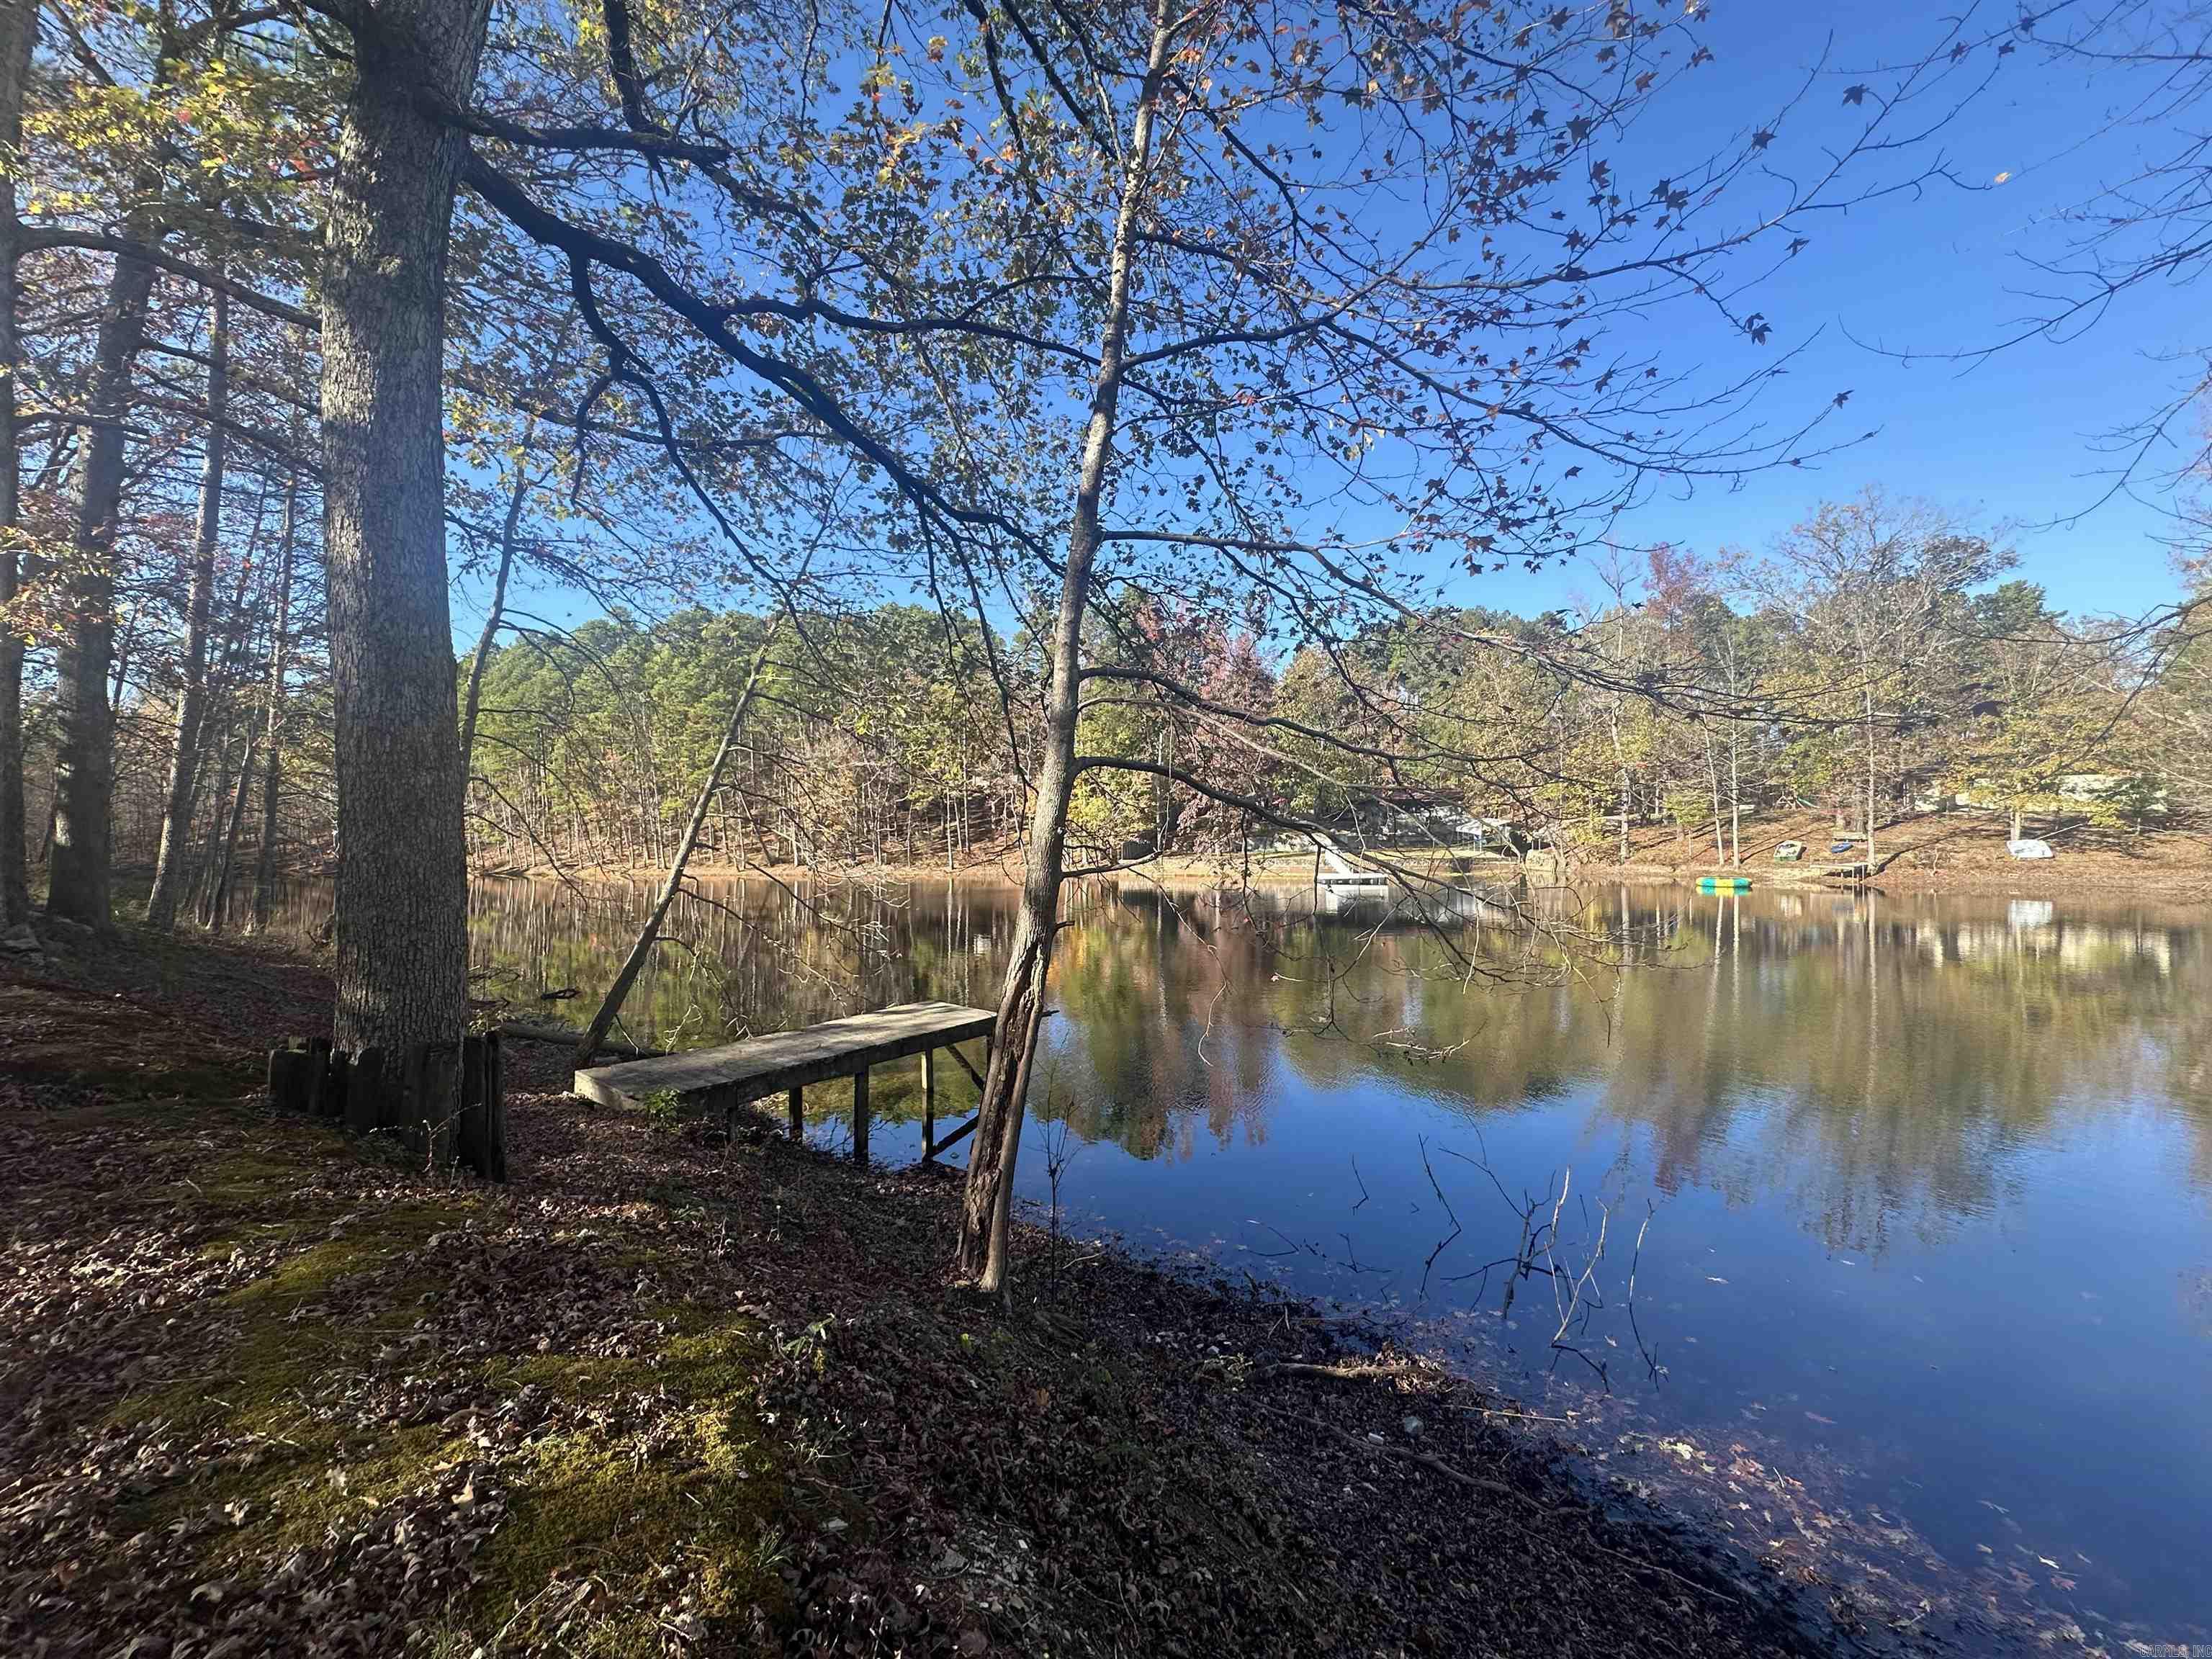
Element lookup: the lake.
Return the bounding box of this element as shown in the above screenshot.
[270,873,2212,1650]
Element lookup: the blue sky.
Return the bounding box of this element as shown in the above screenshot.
[1491,0,2205,622]
[464,1,2205,641]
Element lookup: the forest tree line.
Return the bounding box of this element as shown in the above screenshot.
[446,491,2208,879]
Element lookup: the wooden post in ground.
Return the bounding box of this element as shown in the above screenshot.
[921,1048,937,1161]
[322,1041,349,1123]
[851,1066,869,1166]
[303,1037,331,1118]
[395,1041,458,1165]
[421,1040,459,1168]
[267,1042,310,1110]
[786,1084,804,1140]
[346,1046,383,1135]
[395,1043,428,1156]
[482,1031,507,1182]
[262,1035,500,1179]
[456,1033,490,1176]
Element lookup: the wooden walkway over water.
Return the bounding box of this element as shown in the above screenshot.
[572,1000,996,1165]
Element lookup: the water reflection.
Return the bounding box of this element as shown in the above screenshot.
[251,875,2212,1642]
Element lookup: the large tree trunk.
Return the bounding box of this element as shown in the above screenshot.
[573,623,780,1067]
[146,288,230,928]
[0,1,34,926]
[956,0,1177,1292]
[251,461,300,927]
[319,0,493,1053]
[47,246,156,925]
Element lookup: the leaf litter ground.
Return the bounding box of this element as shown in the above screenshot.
[6,927,1851,1658]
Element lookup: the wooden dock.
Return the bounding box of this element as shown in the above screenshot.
[1766,860,1874,888]
[572,1000,996,1166]
[1314,847,1392,894]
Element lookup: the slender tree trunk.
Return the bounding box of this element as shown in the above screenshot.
[190,719,241,925]
[319,0,493,1053]
[146,288,230,927]
[205,733,256,931]
[1863,680,1877,867]
[252,459,300,926]
[956,0,1178,1292]
[1707,735,1725,864]
[574,624,780,1066]
[459,415,534,778]
[48,242,156,927]
[1729,730,1742,866]
[0,1,35,926]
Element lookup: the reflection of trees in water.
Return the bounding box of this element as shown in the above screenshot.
[461,877,1016,1047]
[1434,892,2204,1255]
[1055,887,2210,1254]
[280,875,2211,1248]
[1047,891,1277,1160]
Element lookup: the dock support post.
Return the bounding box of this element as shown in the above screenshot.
[787,1084,804,1141]
[921,1048,937,1161]
[851,1067,870,1166]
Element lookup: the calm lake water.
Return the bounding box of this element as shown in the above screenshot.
[273,874,2212,1647]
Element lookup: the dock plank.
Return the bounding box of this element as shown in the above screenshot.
[572,1000,996,1111]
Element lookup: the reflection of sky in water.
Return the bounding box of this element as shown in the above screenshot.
[257,876,2212,1640]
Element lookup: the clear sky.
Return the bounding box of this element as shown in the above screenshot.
[462,2,2205,640]
[1487,0,2203,623]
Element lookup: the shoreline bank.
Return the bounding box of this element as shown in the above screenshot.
[475,819,2212,903]
[2,927,1848,1658]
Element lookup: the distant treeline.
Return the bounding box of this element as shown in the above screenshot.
[37,491,2207,896]
[445,496,2207,875]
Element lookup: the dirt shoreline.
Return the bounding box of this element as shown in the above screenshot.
[1,925,1866,1658]
[484,811,2212,904]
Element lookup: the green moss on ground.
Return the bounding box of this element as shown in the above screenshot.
[8,943,1827,1659]
[20,1102,800,1655]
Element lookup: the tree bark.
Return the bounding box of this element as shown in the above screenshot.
[573,622,780,1067]
[205,732,256,930]
[190,719,241,925]
[319,0,493,1053]
[956,0,1179,1292]
[251,457,301,926]
[47,244,156,926]
[146,288,230,927]
[1863,679,1877,867]
[1706,734,1725,864]
[0,0,34,925]
[1728,730,1742,866]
